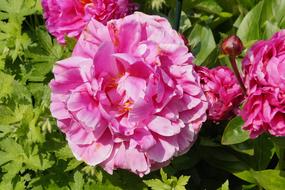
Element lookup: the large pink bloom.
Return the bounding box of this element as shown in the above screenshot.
[241,30,285,138]
[49,12,208,176]
[42,0,137,43]
[196,66,243,121]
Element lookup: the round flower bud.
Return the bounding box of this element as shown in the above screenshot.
[221,35,244,57]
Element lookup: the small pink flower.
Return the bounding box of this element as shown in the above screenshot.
[41,0,137,44]
[195,66,243,121]
[49,12,208,176]
[241,30,285,138]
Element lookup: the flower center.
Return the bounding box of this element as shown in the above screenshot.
[80,0,92,5]
[119,100,134,113]
[123,100,133,111]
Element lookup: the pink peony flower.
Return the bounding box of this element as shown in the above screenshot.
[241,30,285,138]
[49,12,208,176]
[195,66,243,121]
[42,0,137,44]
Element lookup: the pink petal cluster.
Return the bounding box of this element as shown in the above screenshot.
[195,66,243,121]
[50,12,208,176]
[241,30,285,138]
[42,0,137,43]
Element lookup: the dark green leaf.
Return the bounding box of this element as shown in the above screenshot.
[221,117,249,145]
[188,24,216,65]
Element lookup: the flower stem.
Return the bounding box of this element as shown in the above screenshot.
[229,56,247,95]
[278,148,285,170]
[175,0,183,31]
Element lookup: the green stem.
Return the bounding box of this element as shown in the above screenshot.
[175,0,183,31]
[229,56,246,96]
[279,148,285,170]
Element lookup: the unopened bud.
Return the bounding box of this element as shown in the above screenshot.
[221,35,243,57]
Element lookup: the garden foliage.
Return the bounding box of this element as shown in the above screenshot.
[0,0,285,189]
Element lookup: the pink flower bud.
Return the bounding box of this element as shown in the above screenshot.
[221,35,244,57]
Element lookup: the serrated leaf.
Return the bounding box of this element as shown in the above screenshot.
[55,145,74,160]
[143,179,171,190]
[150,0,166,10]
[0,161,23,189]
[0,71,14,99]
[0,105,19,124]
[65,159,82,172]
[24,152,54,171]
[0,0,41,18]
[176,175,190,190]
[160,169,168,183]
[0,124,14,137]
[69,171,84,190]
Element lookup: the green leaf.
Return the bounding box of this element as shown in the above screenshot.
[220,180,229,190]
[233,170,256,183]
[252,170,285,190]
[25,28,64,82]
[176,176,190,190]
[24,146,54,171]
[195,0,223,15]
[0,162,23,189]
[150,0,166,10]
[143,179,171,190]
[55,145,74,160]
[0,0,41,18]
[0,71,14,99]
[271,137,285,149]
[0,124,14,137]
[230,140,254,155]
[263,21,280,39]
[188,24,216,65]
[160,169,168,183]
[144,169,190,190]
[179,11,192,33]
[237,1,263,44]
[221,116,249,145]
[0,138,25,166]
[65,159,83,172]
[69,171,84,190]
[0,106,19,124]
[200,147,250,173]
[253,135,274,170]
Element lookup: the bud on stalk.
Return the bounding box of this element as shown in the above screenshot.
[221,35,246,95]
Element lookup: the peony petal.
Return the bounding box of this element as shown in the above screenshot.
[117,75,146,101]
[148,116,181,136]
[147,137,177,162]
[93,41,118,76]
[50,101,70,120]
[128,98,154,122]
[69,129,113,166]
[67,91,95,112]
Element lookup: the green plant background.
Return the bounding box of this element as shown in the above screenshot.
[0,0,285,189]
